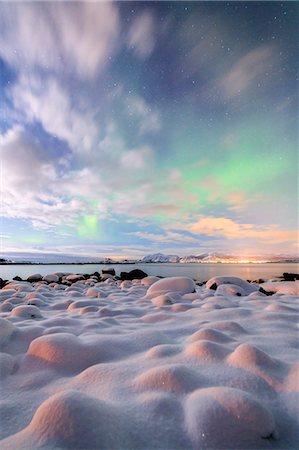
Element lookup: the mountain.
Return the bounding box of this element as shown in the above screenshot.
[1,252,115,264]
[141,253,299,264]
[142,253,180,263]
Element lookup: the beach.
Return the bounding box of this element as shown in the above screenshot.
[0,272,298,449]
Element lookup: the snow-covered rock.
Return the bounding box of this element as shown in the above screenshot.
[42,274,60,283]
[147,277,196,297]
[206,276,258,294]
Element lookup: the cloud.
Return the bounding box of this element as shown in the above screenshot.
[127,231,198,244]
[179,216,298,245]
[0,126,94,229]
[125,95,161,134]
[219,45,276,98]
[127,11,155,58]
[10,74,98,152]
[0,2,120,79]
[121,146,153,170]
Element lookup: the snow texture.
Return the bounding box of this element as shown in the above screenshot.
[0,274,298,449]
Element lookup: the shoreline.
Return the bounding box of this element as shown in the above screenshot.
[1,260,298,265]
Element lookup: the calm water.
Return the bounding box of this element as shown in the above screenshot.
[0,263,298,282]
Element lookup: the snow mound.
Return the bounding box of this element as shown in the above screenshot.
[188,328,232,343]
[147,277,196,297]
[184,340,230,362]
[0,289,17,299]
[206,276,258,294]
[260,281,299,295]
[184,387,276,448]
[227,344,279,370]
[210,320,247,334]
[151,293,177,306]
[133,365,200,393]
[26,390,129,449]
[141,276,160,286]
[215,283,247,297]
[10,305,42,319]
[27,333,99,371]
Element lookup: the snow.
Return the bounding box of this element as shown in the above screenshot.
[260,280,299,295]
[206,276,259,294]
[0,274,298,449]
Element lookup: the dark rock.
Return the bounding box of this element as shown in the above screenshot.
[92,272,101,278]
[209,283,217,291]
[83,274,90,280]
[0,278,8,288]
[252,278,265,284]
[259,287,273,296]
[283,272,299,281]
[120,269,148,281]
[102,268,116,276]
[13,276,23,281]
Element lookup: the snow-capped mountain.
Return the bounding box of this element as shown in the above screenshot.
[141,253,180,263]
[141,253,299,264]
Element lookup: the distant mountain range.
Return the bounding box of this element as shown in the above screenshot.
[141,252,299,264]
[1,251,298,264]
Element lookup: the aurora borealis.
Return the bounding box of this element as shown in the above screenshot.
[0,1,298,259]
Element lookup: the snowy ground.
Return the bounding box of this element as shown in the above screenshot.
[0,274,298,450]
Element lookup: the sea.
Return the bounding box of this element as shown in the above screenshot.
[1,263,298,283]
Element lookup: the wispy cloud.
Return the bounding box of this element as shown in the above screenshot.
[125,95,161,134]
[178,216,298,245]
[10,74,98,152]
[219,45,276,98]
[0,2,120,79]
[127,231,198,244]
[127,11,156,58]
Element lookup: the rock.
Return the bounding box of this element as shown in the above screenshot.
[42,274,59,283]
[0,278,8,288]
[147,277,196,296]
[27,274,43,282]
[120,269,148,281]
[283,272,299,281]
[260,281,299,295]
[215,284,247,297]
[13,276,23,281]
[101,274,115,281]
[65,274,85,282]
[102,268,116,276]
[206,276,258,294]
[141,276,160,286]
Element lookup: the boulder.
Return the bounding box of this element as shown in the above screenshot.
[13,276,23,282]
[65,274,85,282]
[283,272,299,281]
[120,269,147,281]
[102,268,116,276]
[147,277,196,296]
[27,274,43,282]
[42,274,59,283]
[206,276,258,294]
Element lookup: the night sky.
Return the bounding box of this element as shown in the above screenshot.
[0,1,298,259]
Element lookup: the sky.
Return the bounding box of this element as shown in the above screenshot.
[0,1,298,259]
